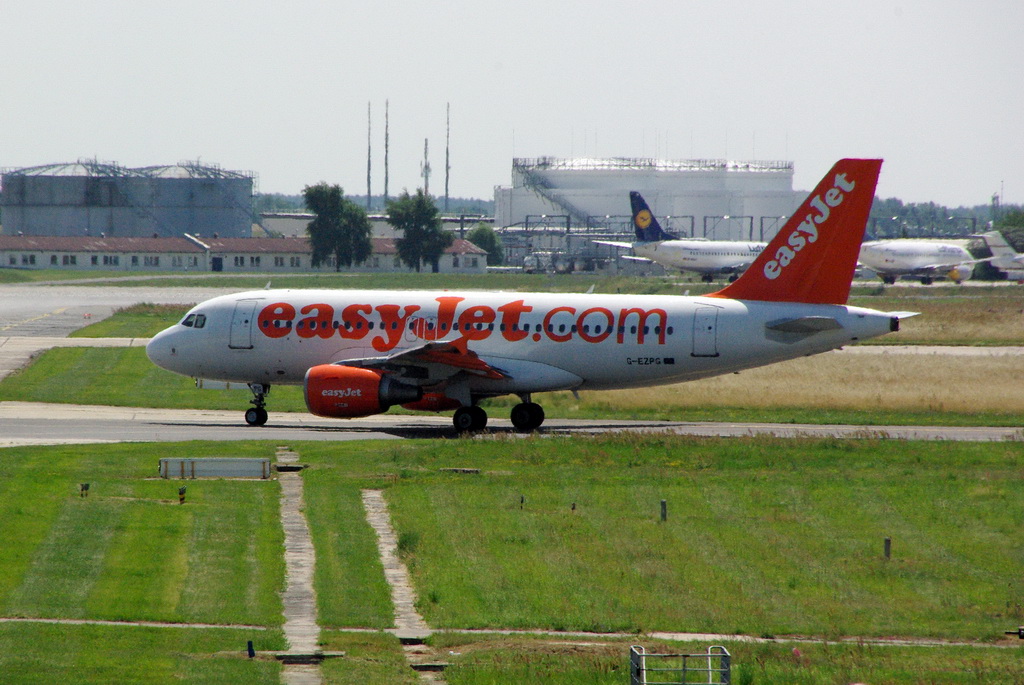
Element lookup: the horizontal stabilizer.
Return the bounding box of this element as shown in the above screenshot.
[765,316,843,334]
[593,240,634,249]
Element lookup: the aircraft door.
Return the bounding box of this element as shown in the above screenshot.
[691,306,720,357]
[229,300,259,350]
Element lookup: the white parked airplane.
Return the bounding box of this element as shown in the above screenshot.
[979,230,1024,276]
[147,159,912,432]
[858,238,985,284]
[594,192,766,282]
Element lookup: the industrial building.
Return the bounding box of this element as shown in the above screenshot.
[495,157,802,239]
[0,160,255,238]
[492,157,805,272]
[0,235,487,274]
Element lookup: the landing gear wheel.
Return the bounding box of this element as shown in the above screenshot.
[245,407,268,426]
[510,402,545,431]
[453,406,488,432]
[246,383,270,427]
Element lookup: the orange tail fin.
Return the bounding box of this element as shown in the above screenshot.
[709,158,882,305]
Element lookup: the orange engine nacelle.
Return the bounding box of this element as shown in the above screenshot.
[304,365,421,418]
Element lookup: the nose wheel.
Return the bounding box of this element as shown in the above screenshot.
[245,407,269,426]
[246,383,270,426]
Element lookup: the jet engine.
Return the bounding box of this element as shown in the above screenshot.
[304,365,421,418]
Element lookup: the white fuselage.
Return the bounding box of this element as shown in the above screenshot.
[632,240,765,275]
[858,240,974,279]
[147,288,897,398]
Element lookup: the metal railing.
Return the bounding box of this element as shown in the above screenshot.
[630,645,731,685]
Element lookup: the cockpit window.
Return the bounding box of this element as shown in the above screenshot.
[194,314,207,329]
[181,314,196,327]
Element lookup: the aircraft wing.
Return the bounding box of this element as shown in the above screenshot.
[593,240,635,249]
[333,339,508,383]
[718,259,756,273]
[915,257,994,273]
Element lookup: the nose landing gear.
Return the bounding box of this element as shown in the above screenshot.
[245,383,270,426]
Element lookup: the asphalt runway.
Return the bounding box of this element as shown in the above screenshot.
[0,282,1021,447]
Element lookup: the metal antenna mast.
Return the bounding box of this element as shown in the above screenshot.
[366,101,372,210]
[421,138,431,196]
[444,102,451,212]
[383,99,390,205]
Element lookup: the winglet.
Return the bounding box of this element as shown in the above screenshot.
[630,191,678,241]
[708,159,882,305]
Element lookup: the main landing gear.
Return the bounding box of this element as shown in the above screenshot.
[245,383,270,426]
[452,397,546,433]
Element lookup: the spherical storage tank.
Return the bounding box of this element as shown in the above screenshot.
[0,160,255,238]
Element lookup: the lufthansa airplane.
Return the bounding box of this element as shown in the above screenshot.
[594,191,766,282]
[147,159,911,432]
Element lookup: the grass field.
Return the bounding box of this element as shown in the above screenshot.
[296,436,1024,642]
[0,442,285,626]
[0,622,282,685]
[68,303,189,338]
[2,437,1023,683]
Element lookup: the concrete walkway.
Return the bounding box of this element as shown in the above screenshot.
[362,489,445,682]
[361,489,431,640]
[277,448,322,685]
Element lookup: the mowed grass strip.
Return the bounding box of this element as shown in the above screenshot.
[295,436,1024,641]
[70,303,190,338]
[302,469,395,629]
[0,622,284,685]
[3,344,1024,425]
[0,443,285,627]
[318,632,421,684]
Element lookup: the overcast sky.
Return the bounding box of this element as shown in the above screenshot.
[2,1,1021,207]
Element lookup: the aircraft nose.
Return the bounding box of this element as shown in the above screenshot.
[146,328,179,371]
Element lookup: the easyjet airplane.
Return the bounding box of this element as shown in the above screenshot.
[594,191,766,282]
[147,158,911,432]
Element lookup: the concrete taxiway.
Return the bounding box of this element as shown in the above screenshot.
[1,401,1020,448]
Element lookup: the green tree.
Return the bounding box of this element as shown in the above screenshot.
[996,210,1024,251]
[302,183,372,271]
[387,189,453,272]
[465,222,504,266]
